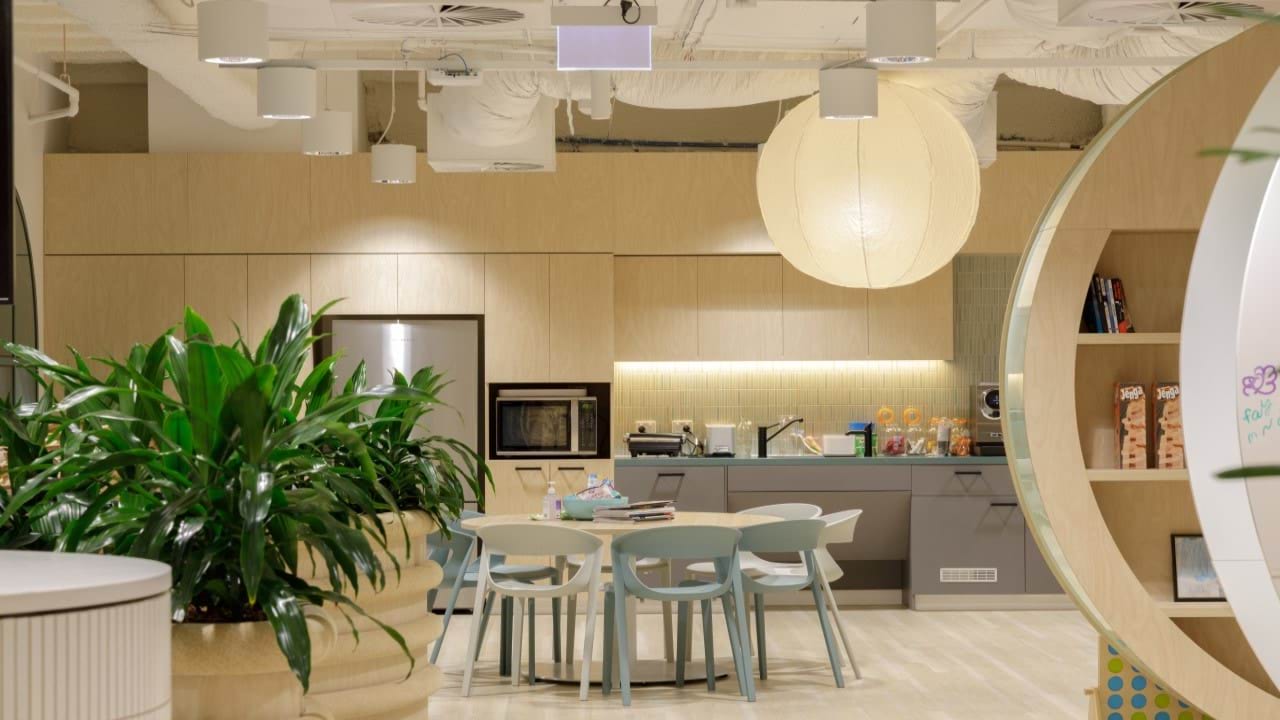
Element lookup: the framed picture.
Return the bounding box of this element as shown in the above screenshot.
[1171,534,1226,602]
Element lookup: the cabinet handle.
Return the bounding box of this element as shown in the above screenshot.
[656,473,686,479]
[954,470,983,477]
[556,466,587,472]
[515,466,544,473]
[989,501,1019,508]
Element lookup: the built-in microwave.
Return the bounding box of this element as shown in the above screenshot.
[489,384,610,459]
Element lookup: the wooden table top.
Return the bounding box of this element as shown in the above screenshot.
[461,511,778,537]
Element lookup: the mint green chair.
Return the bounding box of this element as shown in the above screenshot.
[602,526,755,706]
[737,518,845,687]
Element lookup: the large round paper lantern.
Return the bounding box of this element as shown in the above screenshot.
[757,83,980,288]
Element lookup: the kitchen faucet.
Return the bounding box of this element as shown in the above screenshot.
[757,417,805,459]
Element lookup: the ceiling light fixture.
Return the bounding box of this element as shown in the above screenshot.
[818,66,878,120]
[866,1,937,65]
[303,110,353,156]
[258,66,317,120]
[372,144,417,185]
[588,71,613,120]
[552,5,655,71]
[198,0,269,65]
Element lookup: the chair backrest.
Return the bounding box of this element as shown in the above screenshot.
[612,525,742,600]
[738,519,825,554]
[427,510,484,571]
[741,502,822,520]
[478,523,602,558]
[820,509,862,545]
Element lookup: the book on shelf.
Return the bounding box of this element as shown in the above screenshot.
[593,500,675,522]
[1081,273,1137,334]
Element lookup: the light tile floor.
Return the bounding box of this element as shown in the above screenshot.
[429,606,1096,719]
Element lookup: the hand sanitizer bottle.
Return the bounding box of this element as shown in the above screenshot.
[543,480,560,520]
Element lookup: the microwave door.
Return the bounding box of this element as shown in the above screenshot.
[497,399,574,456]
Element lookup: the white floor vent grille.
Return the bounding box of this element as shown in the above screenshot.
[940,567,999,583]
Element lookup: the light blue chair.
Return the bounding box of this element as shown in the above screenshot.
[602,525,755,706]
[737,518,845,687]
[427,511,563,666]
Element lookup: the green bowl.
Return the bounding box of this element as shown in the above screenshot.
[562,495,629,521]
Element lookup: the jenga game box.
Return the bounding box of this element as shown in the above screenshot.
[1115,382,1148,469]
[1153,381,1185,470]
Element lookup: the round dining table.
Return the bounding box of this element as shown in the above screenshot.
[461,511,779,686]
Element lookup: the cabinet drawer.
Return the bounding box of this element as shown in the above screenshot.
[615,466,727,512]
[911,464,1013,496]
[727,465,910,492]
[909,495,1026,595]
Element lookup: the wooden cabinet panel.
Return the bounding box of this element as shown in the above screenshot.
[613,256,698,361]
[549,459,615,498]
[311,255,398,315]
[247,255,312,341]
[909,495,1027,596]
[184,255,247,342]
[44,256,185,364]
[188,154,311,254]
[697,256,783,361]
[45,154,189,255]
[963,152,1078,255]
[550,254,614,381]
[397,254,485,315]
[484,254,550,381]
[486,461,550,516]
[480,156,615,253]
[311,155,461,253]
[612,153,772,255]
[782,261,869,360]
[867,263,954,360]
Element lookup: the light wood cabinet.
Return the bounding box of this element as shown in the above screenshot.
[310,254,398,315]
[549,459,615,497]
[184,255,248,342]
[484,254,550,381]
[188,154,310,254]
[45,154,189,255]
[485,461,552,517]
[782,261,870,360]
[614,256,698,361]
[397,254,485,315]
[247,255,311,341]
[697,256,783,361]
[867,262,955,360]
[550,254,614,381]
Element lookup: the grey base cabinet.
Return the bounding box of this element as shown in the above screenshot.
[909,495,1026,595]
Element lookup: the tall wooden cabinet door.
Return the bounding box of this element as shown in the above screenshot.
[782,261,870,360]
[614,256,698,361]
[247,255,311,341]
[184,255,248,342]
[484,254,550,381]
[550,459,615,498]
[550,254,613,381]
[485,461,550,516]
[697,256,783,361]
[867,262,954,360]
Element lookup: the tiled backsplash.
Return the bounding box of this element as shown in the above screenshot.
[612,255,1020,452]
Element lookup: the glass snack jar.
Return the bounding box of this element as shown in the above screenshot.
[949,418,972,456]
[904,406,927,456]
[877,406,906,456]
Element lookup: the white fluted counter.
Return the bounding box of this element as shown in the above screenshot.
[0,551,172,720]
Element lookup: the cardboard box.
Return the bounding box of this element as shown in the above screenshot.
[1153,381,1185,470]
[1115,382,1148,469]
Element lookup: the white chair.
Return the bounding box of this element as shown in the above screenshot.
[463,524,605,700]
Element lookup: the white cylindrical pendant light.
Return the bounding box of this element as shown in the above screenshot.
[198,0,269,65]
[589,71,613,120]
[258,66,316,120]
[372,144,417,184]
[819,66,878,119]
[866,1,936,64]
[302,110,353,156]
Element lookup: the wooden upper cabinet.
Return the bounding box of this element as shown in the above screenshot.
[485,254,550,381]
[614,256,698,361]
[397,254,485,315]
[867,263,955,360]
[45,154,189,255]
[781,262,870,360]
[697,256,783,361]
[311,254,398,315]
[549,254,614,381]
[247,255,312,341]
[188,154,311,254]
[184,255,248,342]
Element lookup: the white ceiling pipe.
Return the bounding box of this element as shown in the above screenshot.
[13,56,79,123]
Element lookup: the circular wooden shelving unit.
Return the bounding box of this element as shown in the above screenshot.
[1001,23,1280,719]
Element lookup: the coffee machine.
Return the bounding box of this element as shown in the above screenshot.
[972,382,1005,456]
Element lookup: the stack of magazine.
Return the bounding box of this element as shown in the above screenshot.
[593,500,675,522]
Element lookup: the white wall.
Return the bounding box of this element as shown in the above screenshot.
[148,70,364,153]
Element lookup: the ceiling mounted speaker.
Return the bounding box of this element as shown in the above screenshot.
[258,66,316,120]
[866,1,937,64]
[198,0,269,65]
[372,144,417,184]
[302,110,353,156]
[757,83,979,289]
[819,66,878,119]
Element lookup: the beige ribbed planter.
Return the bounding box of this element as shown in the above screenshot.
[305,510,446,720]
[171,611,338,720]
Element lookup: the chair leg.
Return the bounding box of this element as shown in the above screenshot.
[565,592,578,668]
[602,589,615,696]
[475,591,496,662]
[754,593,767,680]
[729,576,757,702]
[510,597,525,688]
[429,563,471,664]
[527,598,537,686]
[745,593,755,656]
[720,594,749,699]
[701,599,716,693]
[614,585,633,706]
[819,565,861,680]
[461,572,489,698]
[660,565,674,663]
[578,557,602,702]
[811,579,845,689]
[675,601,688,688]
[553,561,564,665]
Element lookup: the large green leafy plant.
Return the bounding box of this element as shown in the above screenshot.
[0,295,481,691]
